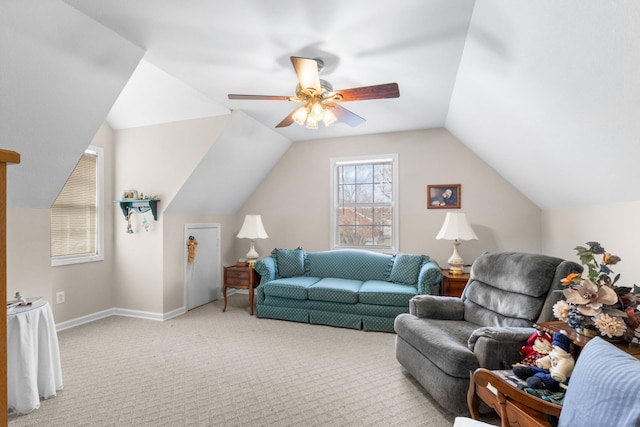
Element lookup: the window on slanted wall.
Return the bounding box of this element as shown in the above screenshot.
[330,154,398,251]
[51,146,104,266]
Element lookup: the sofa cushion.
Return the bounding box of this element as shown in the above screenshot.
[308,278,362,304]
[271,247,307,278]
[388,254,426,285]
[358,280,417,306]
[261,276,320,300]
[306,249,392,281]
[558,337,640,427]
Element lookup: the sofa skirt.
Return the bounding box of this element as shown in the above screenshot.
[309,310,361,330]
[256,305,308,324]
[256,296,408,332]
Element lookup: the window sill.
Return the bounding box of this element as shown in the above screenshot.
[51,254,104,267]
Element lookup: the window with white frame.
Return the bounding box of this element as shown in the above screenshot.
[51,146,104,266]
[330,154,398,251]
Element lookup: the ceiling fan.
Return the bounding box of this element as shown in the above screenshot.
[228,56,400,129]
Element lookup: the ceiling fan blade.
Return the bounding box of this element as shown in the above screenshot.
[291,56,321,91]
[275,110,296,128]
[335,83,400,102]
[228,94,290,101]
[327,103,366,128]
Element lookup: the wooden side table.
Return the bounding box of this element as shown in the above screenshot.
[441,268,470,297]
[223,265,259,315]
[468,368,562,427]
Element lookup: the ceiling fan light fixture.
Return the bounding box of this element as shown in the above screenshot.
[322,107,337,126]
[292,105,308,125]
[310,101,325,121]
[305,114,319,129]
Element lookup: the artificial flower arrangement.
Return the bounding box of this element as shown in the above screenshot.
[552,242,640,342]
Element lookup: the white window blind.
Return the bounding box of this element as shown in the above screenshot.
[51,149,100,262]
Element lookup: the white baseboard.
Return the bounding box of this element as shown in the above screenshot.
[56,306,187,332]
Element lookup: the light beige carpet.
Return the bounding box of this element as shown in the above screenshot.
[9,294,499,426]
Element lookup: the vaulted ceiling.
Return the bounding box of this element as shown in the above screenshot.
[1,1,638,211]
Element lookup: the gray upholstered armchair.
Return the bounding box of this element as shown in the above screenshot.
[394,251,582,414]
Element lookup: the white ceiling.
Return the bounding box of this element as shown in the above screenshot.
[68,0,475,142]
[3,1,638,211]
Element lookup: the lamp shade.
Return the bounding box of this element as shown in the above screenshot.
[237,214,269,240]
[436,212,478,241]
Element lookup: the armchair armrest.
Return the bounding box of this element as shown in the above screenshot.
[468,327,536,369]
[409,294,464,320]
[254,256,275,286]
[417,260,443,295]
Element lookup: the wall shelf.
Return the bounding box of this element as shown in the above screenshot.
[117,199,160,221]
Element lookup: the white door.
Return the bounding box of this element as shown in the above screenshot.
[184,224,221,310]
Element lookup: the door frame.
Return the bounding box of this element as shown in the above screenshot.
[183,223,221,310]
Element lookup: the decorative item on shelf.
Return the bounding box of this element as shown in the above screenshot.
[126,210,134,234]
[142,215,150,232]
[552,241,640,343]
[436,212,478,275]
[236,215,269,267]
[122,190,138,200]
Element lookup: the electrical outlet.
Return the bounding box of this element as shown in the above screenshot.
[56,291,65,304]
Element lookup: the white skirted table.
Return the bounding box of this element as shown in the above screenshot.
[7,299,63,414]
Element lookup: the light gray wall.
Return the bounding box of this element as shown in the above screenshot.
[239,128,542,268]
[542,202,640,289]
[112,116,228,313]
[3,121,553,324]
[7,123,116,322]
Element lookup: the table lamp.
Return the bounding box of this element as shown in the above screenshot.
[236,214,269,266]
[436,212,478,275]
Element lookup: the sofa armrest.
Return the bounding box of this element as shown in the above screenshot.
[468,326,535,369]
[409,294,464,319]
[417,260,443,295]
[254,256,275,286]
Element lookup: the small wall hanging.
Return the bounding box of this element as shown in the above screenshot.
[427,184,461,209]
[187,236,198,263]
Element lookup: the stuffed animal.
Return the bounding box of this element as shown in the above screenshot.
[512,332,575,391]
[516,330,553,366]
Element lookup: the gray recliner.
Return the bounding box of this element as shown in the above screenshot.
[394,251,582,414]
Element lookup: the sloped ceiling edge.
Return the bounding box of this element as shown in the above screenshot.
[165,111,292,214]
[0,0,144,208]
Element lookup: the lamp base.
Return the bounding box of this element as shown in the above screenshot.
[447,240,465,275]
[246,240,259,263]
[448,265,465,275]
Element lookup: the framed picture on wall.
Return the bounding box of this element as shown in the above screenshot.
[427,184,461,209]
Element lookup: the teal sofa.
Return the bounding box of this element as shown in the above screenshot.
[254,248,442,332]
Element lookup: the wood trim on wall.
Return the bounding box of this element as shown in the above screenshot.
[0,149,21,423]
